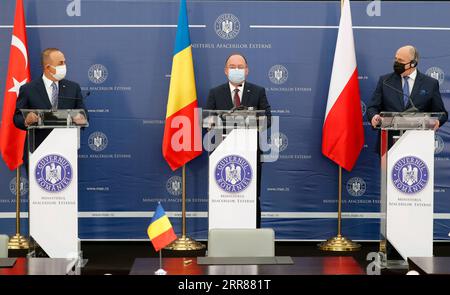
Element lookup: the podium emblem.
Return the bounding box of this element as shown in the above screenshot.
[88,64,108,84]
[346,177,366,197]
[392,156,428,194]
[215,155,252,193]
[35,154,73,193]
[9,176,28,196]
[361,101,367,116]
[435,134,444,155]
[88,131,108,152]
[270,132,288,152]
[426,67,445,85]
[269,65,288,85]
[166,176,182,196]
[215,14,240,40]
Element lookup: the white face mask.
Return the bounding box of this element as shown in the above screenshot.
[228,68,246,84]
[50,64,67,81]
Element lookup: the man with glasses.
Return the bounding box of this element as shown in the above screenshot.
[206,53,271,228]
[367,45,447,131]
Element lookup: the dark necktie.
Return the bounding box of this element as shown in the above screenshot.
[233,88,240,107]
[402,76,410,107]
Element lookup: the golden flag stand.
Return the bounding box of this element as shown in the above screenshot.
[318,0,360,252]
[8,167,29,249]
[165,165,205,250]
[318,166,360,251]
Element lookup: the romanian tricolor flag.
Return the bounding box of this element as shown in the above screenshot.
[147,203,177,252]
[162,0,202,171]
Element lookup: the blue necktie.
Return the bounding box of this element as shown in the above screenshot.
[51,82,58,109]
[402,76,410,108]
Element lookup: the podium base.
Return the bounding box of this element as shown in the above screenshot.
[164,236,205,251]
[8,234,29,249]
[318,235,361,252]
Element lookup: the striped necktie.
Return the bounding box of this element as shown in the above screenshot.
[51,82,58,110]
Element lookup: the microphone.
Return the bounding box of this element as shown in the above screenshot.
[230,105,248,113]
[382,77,418,112]
[58,91,91,101]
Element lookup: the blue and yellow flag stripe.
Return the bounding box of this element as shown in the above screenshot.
[174,0,190,55]
[148,215,174,240]
[148,203,173,239]
[165,0,197,119]
[147,203,177,251]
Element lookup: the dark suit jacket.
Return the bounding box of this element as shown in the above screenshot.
[367,71,448,126]
[206,82,271,127]
[13,77,88,152]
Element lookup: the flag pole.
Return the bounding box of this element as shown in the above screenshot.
[165,165,205,251]
[8,166,29,249]
[154,250,167,275]
[318,166,360,251]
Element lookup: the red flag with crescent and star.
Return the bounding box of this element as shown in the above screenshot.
[0,0,30,170]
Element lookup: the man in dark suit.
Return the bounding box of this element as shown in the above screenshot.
[13,48,87,161]
[367,45,448,260]
[206,53,271,228]
[367,45,447,132]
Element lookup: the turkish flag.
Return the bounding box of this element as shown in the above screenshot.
[0,0,30,170]
[322,0,364,171]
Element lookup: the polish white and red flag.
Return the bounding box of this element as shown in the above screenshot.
[322,0,364,171]
[0,0,30,170]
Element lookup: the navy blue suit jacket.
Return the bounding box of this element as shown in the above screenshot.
[13,77,87,131]
[13,77,88,160]
[205,82,271,127]
[367,71,448,126]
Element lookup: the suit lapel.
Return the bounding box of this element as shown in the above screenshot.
[391,74,404,109]
[223,83,234,110]
[409,71,424,107]
[59,80,68,107]
[34,78,52,109]
[241,83,251,106]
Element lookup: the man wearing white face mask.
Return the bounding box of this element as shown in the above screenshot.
[206,53,271,122]
[206,53,271,228]
[13,48,88,165]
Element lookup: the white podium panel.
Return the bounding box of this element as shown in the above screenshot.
[386,130,434,260]
[29,128,79,258]
[208,129,257,229]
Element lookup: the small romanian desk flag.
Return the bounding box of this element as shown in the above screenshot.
[147,203,177,251]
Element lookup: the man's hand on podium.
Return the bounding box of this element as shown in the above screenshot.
[24,112,39,127]
[433,120,440,131]
[72,113,87,125]
[371,114,382,128]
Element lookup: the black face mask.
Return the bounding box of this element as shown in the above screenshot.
[393,60,416,75]
[393,61,408,75]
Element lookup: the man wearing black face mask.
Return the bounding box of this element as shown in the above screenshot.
[367,45,448,132]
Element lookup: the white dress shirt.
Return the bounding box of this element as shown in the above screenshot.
[402,69,417,95]
[42,74,59,105]
[228,82,244,105]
